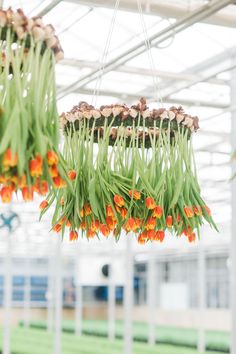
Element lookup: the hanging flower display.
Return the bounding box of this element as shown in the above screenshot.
[0,8,66,203]
[40,98,217,243]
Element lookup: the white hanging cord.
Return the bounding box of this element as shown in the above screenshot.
[92,0,120,106]
[137,0,163,105]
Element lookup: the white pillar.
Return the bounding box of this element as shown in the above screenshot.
[230,61,236,354]
[123,234,133,354]
[47,243,55,332]
[75,250,83,336]
[197,240,206,353]
[23,232,31,328]
[54,237,63,354]
[108,240,116,341]
[147,252,156,346]
[3,230,12,354]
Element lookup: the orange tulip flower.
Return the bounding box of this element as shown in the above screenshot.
[145,217,156,230]
[184,206,194,218]
[106,205,115,218]
[100,224,110,237]
[0,186,12,203]
[166,215,172,228]
[49,164,59,178]
[53,176,66,189]
[129,190,141,200]
[69,230,78,241]
[39,200,48,210]
[53,223,62,233]
[22,186,33,201]
[114,194,125,207]
[47,150,59,166]
[152,205,163,218]
[193,205,202,216]
[67,170,77,180]
[145,197,156,210]
[3,148,18,168]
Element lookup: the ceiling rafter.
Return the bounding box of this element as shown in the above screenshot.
[58,0,234,99]
[57,85,229,109]
[59,58,227,86]
[66,0,236,28]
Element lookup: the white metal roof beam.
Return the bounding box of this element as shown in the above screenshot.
[58,0,234,99]
[57,85,228,109]
[66,0,236,28]
[141,45,236,97]
[59,59,227,86]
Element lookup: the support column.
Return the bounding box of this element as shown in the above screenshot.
[230,61,236,354]
[123,234,133,354]
[75,249,83,337]
[197,240,206,353]
[3,230,12,354]
[147,252,156,346]
[108,239,116,341]
[54,237,63,354]
[47,242,55,332]
[23,232,31,328]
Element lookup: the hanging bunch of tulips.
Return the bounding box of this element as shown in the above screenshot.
[40,98,217,243]
[0,8,66,203]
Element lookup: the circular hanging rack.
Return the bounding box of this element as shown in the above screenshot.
[60,98,199,148]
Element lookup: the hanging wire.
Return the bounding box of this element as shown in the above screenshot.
[92,0,120,106]
[137,0,163,105]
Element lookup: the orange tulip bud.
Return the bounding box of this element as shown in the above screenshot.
[53,176,66,189]
[184,206,194,218]
[18,174,27,188]
[22,186,33,201]
[204,205,211,216]
[129,190,141,200]
[106,205,115,218]
[114,194,125,207]
[106,216,116,231]
[193,205,202,216]
[53,223,62,233]
[66,220,72,228]
[69,230,78,241]
[152,205,163,218]
[188,232,196,243]
[84,203,92,216]
[166,215,172,228]
[87,229,96,238]
[138,232,147,244]
[100,224,110,237]
[145,197,156,210]
[124,217,138,232]
[47,150,59,166]
[39,200,48,210]
[3,148,18,168]
[67,170,77,180]
[145,217,156,230]
[0,186,12,203]
[146,229,155,241]
[29,157,43,177]
[49,164,59,178]
[155,230,165,242]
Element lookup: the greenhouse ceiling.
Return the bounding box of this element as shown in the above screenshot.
[0,0,234,249]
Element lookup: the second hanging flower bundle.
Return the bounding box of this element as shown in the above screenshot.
[40,98,217,243]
